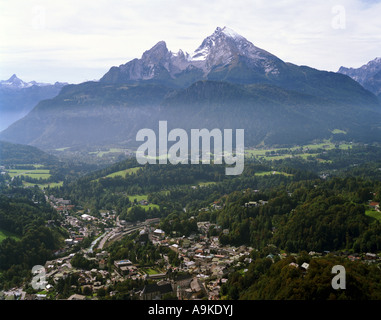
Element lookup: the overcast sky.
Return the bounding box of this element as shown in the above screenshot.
[1,0,380,84]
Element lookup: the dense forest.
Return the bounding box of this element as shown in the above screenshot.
[0,187,67,289]
[215,177,381,252]
[220,249,381,300]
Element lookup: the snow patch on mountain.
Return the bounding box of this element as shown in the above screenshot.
[221,26,243,39]
[0,74,64,89]
[100,26,285,84]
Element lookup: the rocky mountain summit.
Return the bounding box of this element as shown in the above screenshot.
[100,27,285,86]
[338,58,381,97]
[1,27,380,148]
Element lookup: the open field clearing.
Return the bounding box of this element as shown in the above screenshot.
[366,209,381,223]
[89,148,127,157]
[23,181,63,188]
[8,169,51,179]
[0,229,20,243]
[254,171,293,177]
[245,141,352,161]
[104,167,142,178]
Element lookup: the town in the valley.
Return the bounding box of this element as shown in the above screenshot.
[2,191,380,301]
[1,193,252,300]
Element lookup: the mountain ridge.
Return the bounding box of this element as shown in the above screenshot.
[100,26,287,87]
[100,27,379,104]
[0,74,67,89]
[1,27,380,149]
[0,75,68,131]
[338,57,381,97]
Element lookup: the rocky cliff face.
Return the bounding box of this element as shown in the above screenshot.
[100,26,285,86]
[338,58,381,96]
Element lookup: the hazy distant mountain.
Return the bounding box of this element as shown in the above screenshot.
[0,74,59,89]
[338,58,381,97]
[1,27,380,149]
[0,74,68,131]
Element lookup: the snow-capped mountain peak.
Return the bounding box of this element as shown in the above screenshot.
[0,74,57,89]
[100,26,285,84]
[0,74,31,88]
[187,26,282,74]
[188,26,245,63]
[220,26,243,39]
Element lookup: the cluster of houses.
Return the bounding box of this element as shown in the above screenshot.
[369,201,380,212]
[46,196,120,255]
[3,191,380,301]
[132,220,254,300]
[60,214,97,247]
[6,217,254,300]
[244,200,269,208]
[283,250,381,270]
[108,222,254,300]
[48,195,75,213]
[3,211,381,301]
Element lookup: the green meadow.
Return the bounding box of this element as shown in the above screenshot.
[89,148,127,157]
[23,181,64,189]
[127,194,149,202]
[104,167,142,178]
[142,267,164,275]
[0,229,20,243]
[8,169,51,179]
[245,141,352,161]
[14,164,44,168]
[254,171,293,177]
[198,181,217,187]
[55,147,71,151]
[126,194,160,211]
[366,209,381,223]
[331,129,347,134]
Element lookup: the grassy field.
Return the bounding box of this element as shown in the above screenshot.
[366,209,381,223]
[105,167,142,178]
[89,148,127,157]
[128,203,160,211]
[262,154,293,161]
[245,141,352,161]
[297,153,320,159]
[143,204,160,210]
[8,169,51,179]
[55,147,71,151]
[332,129,347,134]
[0,228,20,243]
[23,181,63,188]
[254,171,293,177]
[127,194,148,202]
[142,267,164,275]
[198,181,217,187]
[126,194,160,211]
[14,164,44,168]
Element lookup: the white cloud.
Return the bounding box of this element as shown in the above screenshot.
[0,0,380,83]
